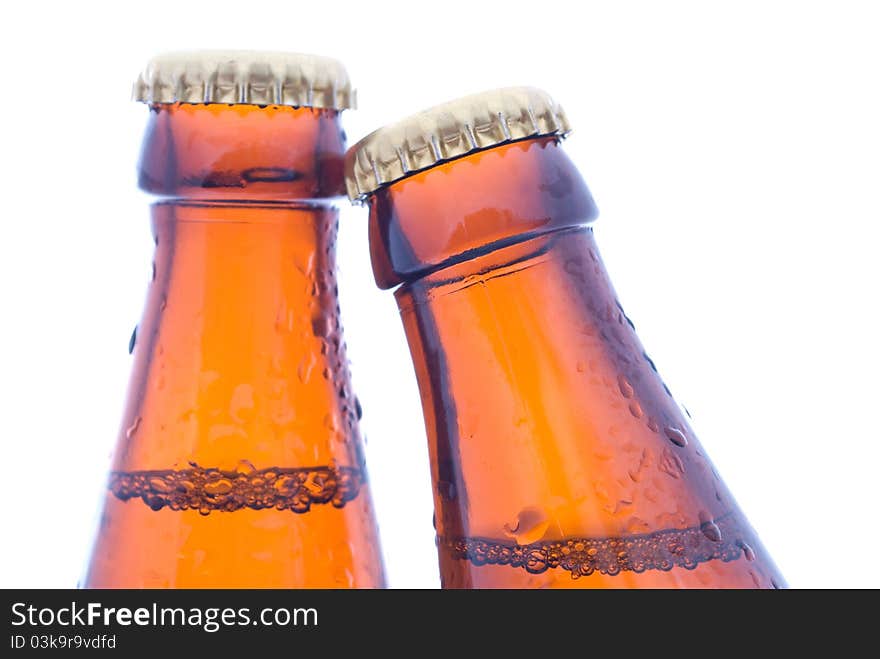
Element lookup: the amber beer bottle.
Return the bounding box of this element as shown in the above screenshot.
[84,52,385,587]
[345,88,785,588]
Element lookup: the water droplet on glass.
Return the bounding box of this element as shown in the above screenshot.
[747,570,762,587]
[564,258,585,281]
[354,397,363,420]
[311,316,332,338]
[503,506,550,545]
[297,354,316,383]
[700,518,722,543]
[628,401,644,419]
[437,480,457,500]
[739,542,756,562]
[323,413,339,432]
[294,252,316,277]
[617,375,634,399]
[128,325,137,354]
[627,449,650,483]
[125,416,141,439]
[664,426,688,447]
[593,481,610,501]
[659,448,684,479]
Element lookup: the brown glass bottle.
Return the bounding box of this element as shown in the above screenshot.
[346,88,784,588]
[83,52,385,588]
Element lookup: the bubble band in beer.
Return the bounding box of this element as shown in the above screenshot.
[108,462,363,514]
[441,511,758,578]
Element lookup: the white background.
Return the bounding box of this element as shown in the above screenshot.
[1,0,878,589]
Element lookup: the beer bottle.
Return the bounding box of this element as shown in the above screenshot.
[84,52,385,587]
[345,88,784,588]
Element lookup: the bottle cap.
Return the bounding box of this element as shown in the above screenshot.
[133,50,355,110]
[344,87,570,201]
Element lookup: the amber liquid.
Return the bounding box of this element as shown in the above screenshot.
[84,104,385,587]
[369,137,784,588]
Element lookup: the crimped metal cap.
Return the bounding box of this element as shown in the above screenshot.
[344,87,570,201]
[133,50,355,110]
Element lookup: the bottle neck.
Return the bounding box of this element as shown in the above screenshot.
[395,228,766,580]
[372,136,782,587]
[120,101,360,473]
[83,104,387,589]
[118,201,362,478]
[138,102,347,201]
[366,137,599,289]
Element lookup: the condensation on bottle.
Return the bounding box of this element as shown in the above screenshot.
[344,87,785,589]
[83,51,385,588]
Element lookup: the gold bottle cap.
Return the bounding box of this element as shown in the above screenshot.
[344,86,570,201]
[133,50,355,110]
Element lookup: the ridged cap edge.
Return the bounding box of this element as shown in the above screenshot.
[133,50,355,110]
[344,87,570,201]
